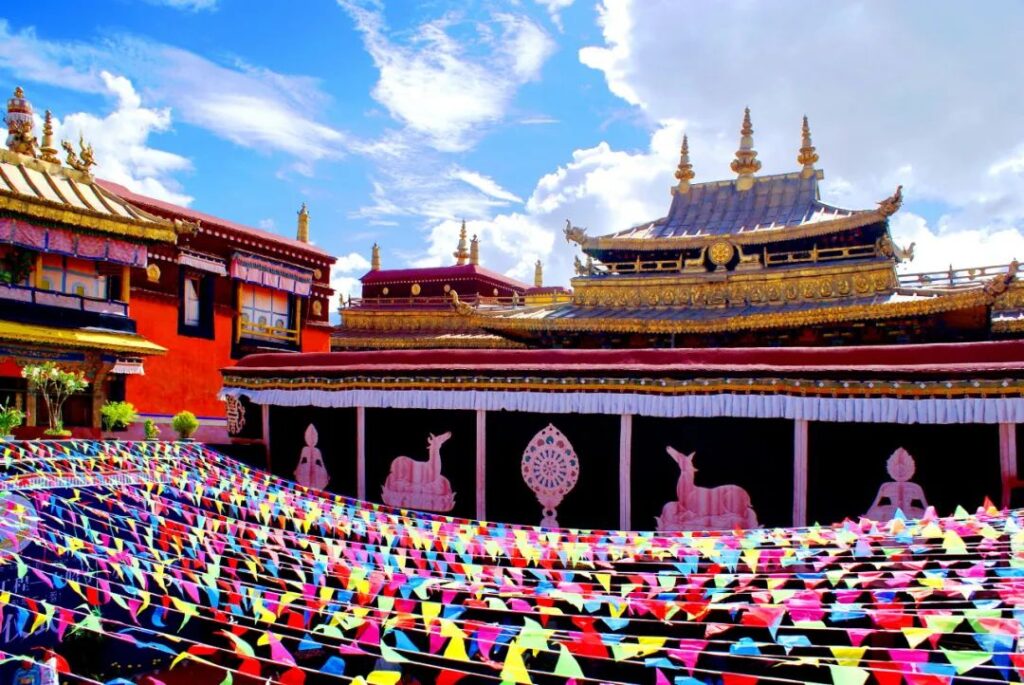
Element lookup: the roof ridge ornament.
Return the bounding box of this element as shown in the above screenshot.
[470,233,479,265]
[39,110,59,164]
[61,134,97,176]
[877,185,903,217]
[371,243,381,271]
[296,202,310,243]
[674,133,695,194]
[564,219,587,245]
[453,219,470,265]
[797,115,819,178]
[5,86,38,158]
[730,107,761,190]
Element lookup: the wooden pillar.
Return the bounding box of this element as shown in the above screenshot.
[33,253,44,289]
[1000,422,1018,509]
[793,419,809,527]
[476,409,486,521]
[619,414,632,530]
[356,406,366,501]
[261,404,271,470]
[120,265,131,303]
[25,391,37,428]
[235,282,244,343]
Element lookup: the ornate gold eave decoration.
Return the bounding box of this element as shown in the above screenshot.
[0,188,178,243]
[472,287,1001,337]
[581,210,885,253]
[331,334,525,350]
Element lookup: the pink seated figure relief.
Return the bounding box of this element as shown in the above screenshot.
[294,424,330,491]
[865,447,929,520]
[656,446,759,531]
[382,431,456,512]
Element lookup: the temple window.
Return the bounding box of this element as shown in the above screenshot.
[238,283,296,343]
[179,271,214,338]
[37,255,107,299]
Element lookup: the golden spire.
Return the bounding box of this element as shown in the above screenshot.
[40,110,59,163]
[730,107,761,191]
[453,219,470,265]
[797,115,819,178]
[470,233,480,265]
[534,260,543,288]
[674,133,695,193]
[296,202,310,243]
[371,243,381,271]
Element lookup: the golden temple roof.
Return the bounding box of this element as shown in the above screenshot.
[0,320,167,356]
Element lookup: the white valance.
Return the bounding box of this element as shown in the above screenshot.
[220,387,1024,425]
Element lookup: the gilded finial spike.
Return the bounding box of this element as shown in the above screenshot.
[674,133,695,193]
[39,110,59,163]
[534,260,543,288]
[296,202,310,243]
[453,219,470,265]
[730,107,761,190]
[797,115,819,178]
[371,243,381,271]
[469,233,480,265]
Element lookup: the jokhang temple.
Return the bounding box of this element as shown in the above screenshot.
[7,102,1024,684]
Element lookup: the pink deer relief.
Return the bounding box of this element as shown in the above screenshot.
[656,446,759,531]
[382,431,456,512]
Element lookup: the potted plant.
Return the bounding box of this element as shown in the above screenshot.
[143,419,161,441]
[0,402,24,440]
[21,362,88,438]
[100,401,137,433]
[171,411,199,441]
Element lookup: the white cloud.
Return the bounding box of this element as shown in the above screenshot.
[576,1,1024,273]
[54,71,193,205]
[330,251,373,312]
[257,218,276,230]
[450,167,522,203]
[339,1,555,152]
[145,0,218,11]
[535,0,575,31]
[0,22,349,164]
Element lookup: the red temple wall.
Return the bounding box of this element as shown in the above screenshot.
[126,293,234,419]
[302,325,332,353]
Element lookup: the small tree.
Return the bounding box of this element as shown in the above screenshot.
[100,401,137,431]
[22,362,89,436]
[0,402,24,438]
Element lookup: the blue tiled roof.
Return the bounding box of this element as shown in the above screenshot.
[605,172,859,240]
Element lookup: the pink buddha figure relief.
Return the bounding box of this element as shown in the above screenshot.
[656,446,759,531]
[865,447,929,520]
[294,424,330,491]
[381,431,456,512]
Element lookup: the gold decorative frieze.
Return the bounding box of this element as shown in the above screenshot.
[571,263,899,309]
[341,308,483,333]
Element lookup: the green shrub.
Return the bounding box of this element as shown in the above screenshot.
[100,401,137,431]
[143,419,160,441]
[171,411,200,440]
[0,402,24,437]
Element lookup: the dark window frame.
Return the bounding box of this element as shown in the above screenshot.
[178,269,215,339]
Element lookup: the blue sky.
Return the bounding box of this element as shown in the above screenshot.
[3,1,1024,310]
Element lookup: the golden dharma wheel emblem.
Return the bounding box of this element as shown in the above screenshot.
[708,241,735,267]
[312,300,322,317]
[443,284,451,293]
[381,287,389,295]
[146,264,161,283]
[411,283,421,296]
[313,268,322,279]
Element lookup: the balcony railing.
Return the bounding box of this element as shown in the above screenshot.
[897,264,1012,291]
[0,282,128,316]
[238,319,300,344]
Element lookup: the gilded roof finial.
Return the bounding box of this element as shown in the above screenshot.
[469,233,480,265]
[6,86,38,158]
[534,259,543,288]
[453,219,470,265]
[730,107,761,191]
[371,243,381,271]
[296,202,310,243]
[674,133,695,193]
[797,115,819,178]
[39,110,59,163]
